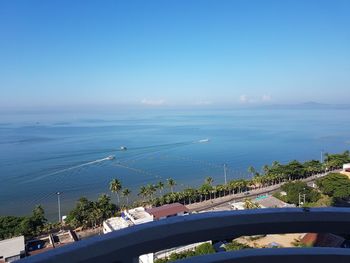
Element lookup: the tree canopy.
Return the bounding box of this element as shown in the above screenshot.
[280,181,320,206]
[0,205,47,240]
[316,173,350,200]
[66,195,116,228]
[154,243,215,263]
[324,151,350,170]
[225,241,252,251]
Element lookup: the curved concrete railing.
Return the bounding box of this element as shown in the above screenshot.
[21,208,350,263]
[180,247,350,263]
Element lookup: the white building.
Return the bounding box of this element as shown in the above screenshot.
[230,195,294,210]
[230,201,246,210]
[0,236,25,262]
[103,207,154,263]
[343,163,350,173]
[103,216,132,233]
[255,195,295,208]
[124,207,154,225]
[103,207,153,234]
[102,203,192,263]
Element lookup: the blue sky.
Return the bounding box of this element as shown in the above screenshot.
[1,0,350,110]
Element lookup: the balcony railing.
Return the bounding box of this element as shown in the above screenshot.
[21,207,350,263]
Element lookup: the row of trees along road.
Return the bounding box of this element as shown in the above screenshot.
[1,151,349,240]
[124,151,350,207]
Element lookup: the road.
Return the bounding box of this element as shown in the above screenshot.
[186,170,338,212]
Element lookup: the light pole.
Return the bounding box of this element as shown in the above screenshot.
[56,192,61,223]
[223,164,227,185]
[299,188,306,207]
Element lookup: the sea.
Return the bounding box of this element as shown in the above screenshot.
[1,109,350,220]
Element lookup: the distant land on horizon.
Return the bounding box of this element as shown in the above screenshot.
[255,102,350,110]
[1,102,350,114]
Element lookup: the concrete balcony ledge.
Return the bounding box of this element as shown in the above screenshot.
[20,208,350,263]
[180,247,350,263]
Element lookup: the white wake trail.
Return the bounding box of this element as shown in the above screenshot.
[22,156,114,184]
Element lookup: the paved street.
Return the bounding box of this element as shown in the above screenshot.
[186,171,337,212]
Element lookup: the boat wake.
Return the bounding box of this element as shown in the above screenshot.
[21,156,115,184]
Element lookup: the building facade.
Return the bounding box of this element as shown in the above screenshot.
[0,236,25,262]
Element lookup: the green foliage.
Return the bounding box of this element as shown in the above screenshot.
[316,173,350,199]
[194,242,216,255]
[205,177,214,186]
[167,178,176,193]
[303,194,333,207]
[168,250,195,261]
[110,178,122,205]
[291,238,312,247]
[150,156,333,207]
[66,195,116,228]
[3,152,348,240]
[0,205,47,240]
[281,181,320,206]
[243,199,261,209]
[225,241,252,251]
[154,243,215,263]
[283,160,306,180]
[324,151,350,170]
[122,188,131,206]
[0,216,24,240]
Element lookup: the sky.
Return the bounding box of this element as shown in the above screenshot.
[0,0,350,111]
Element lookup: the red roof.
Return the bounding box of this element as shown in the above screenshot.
[146,203,189,220]
[301,233,345,247]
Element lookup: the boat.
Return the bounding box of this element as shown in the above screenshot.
[107,155,115,160]
[120,146,127,151]
[198,138,209,143]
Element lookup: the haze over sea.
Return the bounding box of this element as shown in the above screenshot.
[1,109,350,220]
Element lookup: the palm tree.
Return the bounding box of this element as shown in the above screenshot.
[243,199,260,209]
[156,181,164,195]
[122,188,131,206]
[183,188,196,204]
[109,179,122,206]
[272,161,280,167]
[205,177,214,186]
[248,166,256,176]
[138,186,148,202]
[212,187,217,199]
[167,178,176,193]
[262,165,269,175]
[146,184,157,201]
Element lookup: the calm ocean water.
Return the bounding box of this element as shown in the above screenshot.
[1,109,350,220]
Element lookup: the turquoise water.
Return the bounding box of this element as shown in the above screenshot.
[1,109,350,219]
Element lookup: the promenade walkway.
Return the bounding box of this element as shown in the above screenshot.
[186,171,337,212]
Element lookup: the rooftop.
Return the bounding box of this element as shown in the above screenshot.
[104,217,132,231]
[301,233,345,247]
[125,207,153,224]
[230,201,246,210]
[146,203,189,219]
[254,195,295,208]
[0,235,25,259]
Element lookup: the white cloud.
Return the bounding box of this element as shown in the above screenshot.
[262,95,272,102]
[141,99,165,106]
[239,94,272,104]
[239,95,249,104]
[194,100,213,106]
